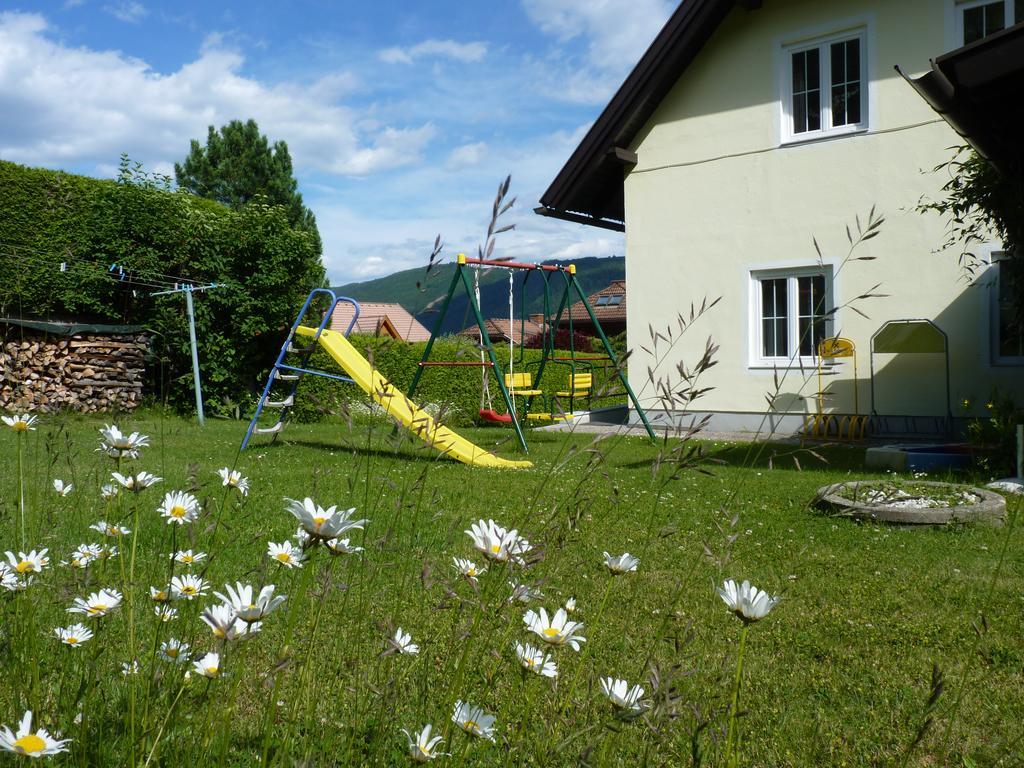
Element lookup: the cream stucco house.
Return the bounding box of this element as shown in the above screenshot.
[538,0,1024,437]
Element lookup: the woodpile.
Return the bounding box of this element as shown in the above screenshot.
[0,331,148,413]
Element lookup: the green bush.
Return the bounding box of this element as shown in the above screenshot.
[291,333,625,425]
[0,158,324,413]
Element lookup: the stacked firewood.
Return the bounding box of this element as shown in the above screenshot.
[0,332,148,413]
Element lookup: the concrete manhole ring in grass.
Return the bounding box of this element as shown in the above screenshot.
[816,480,1006,525]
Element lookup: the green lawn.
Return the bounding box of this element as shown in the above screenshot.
[0,413,1020,766]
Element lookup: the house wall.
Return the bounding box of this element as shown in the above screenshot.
[624,0,1024,434]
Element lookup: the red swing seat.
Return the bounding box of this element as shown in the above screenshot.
[478,408,513,424]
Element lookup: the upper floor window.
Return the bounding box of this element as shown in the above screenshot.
[956,0,1022,45]
[782,30,867,143]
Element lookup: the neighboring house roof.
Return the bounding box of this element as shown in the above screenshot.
[900,21,1024,176]
[329,301,431,342]
[460,318,545,345]
[563,280,627,326]
[536,0,753,231]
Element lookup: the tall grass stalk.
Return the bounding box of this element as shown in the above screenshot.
[723,623,750,768]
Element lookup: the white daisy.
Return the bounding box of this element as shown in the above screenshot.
[200,603,237,638]
[324,537,363,555]
[465,519,531,564]
[452,557,486,581]
[121,660,140,676]
[401,724,449,762]
[67,588,123,618]
[285,497,367,540]
[214,582,286,623]
[217,467,250,496]
[600,677,650,716]
[603,552,639,574]
[158,490,200,525]
[97,425,149,460]
[150,586,172,603]
[159,638,190,664]
[267,541,306,569]
[66,544,102,570]
[388,628,419,655]
[154,606,178,622]
[193,652,221,679]
[4,549,49,575]
[97,544,119,561]
[170,574,210,601]
[717,579,780,623]
[111,470,161,492]
[523,607,586,651]
[0,563,20,591]
[172,549,206,567]
[0,710,71,757]
[508,581,543,604]
[90,520,130,537]
[564,597,577,613]
[52,479,73,497]
[2,414,38,432]
[514,642,558,678]
[451,700,496,742]
[54,623,94,648]
[100,483,119,501]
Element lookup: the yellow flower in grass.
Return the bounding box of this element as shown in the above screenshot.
[267,541,305,569]
[200,603,262,641]
[159,491,200,525]
[0,710,70,757]
[67,588,122,618]
[523,607,586,651]
[65,544,102,570]
[2,414,38,432]
[193,652,220,679]
[54,623,94,648]
[401,724,448,762]
[5,549,50,575]
[150,586,171,603]
[451,700,496,742]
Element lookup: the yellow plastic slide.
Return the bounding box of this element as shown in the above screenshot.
[296,326,532,469]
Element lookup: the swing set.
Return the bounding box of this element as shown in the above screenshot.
[407,253,656,453]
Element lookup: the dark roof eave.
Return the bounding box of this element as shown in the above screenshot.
[534,206,625,233]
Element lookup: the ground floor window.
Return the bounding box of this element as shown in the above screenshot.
[751,268,832,365]
[992,253,1023,363]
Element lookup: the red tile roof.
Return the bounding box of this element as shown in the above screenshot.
[566,280,626,324]
[460,318,546,345]
[329,302,431,342]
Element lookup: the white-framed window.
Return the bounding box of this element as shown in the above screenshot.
[750,267,833,366]
[990,251,1024,364]
[781,29,867,144]
[955,0,1022,45]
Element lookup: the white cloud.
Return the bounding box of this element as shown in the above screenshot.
[378,38,487,65]
[521,0,674,103]
[0,12,431,177]
[446,141,487,170]
[103,1,147,23]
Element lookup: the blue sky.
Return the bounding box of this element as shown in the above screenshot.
[0,1,674,283]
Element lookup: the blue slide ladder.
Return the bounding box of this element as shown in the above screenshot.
[241,289,361,450]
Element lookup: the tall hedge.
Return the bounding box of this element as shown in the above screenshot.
[291,333,626,426]
[0,159,324,413]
